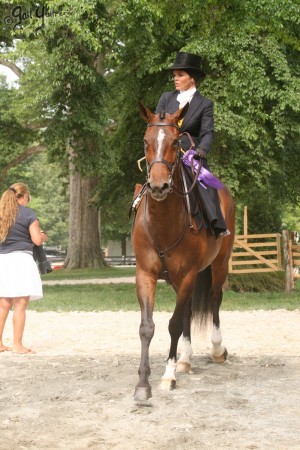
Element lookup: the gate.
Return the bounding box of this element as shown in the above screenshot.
[229,233,282,274]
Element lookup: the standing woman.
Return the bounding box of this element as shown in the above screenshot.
[0,182,48,354]
[156,51,229,239]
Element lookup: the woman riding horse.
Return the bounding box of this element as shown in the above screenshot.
[132,100,235,401]
[156,51,230,239]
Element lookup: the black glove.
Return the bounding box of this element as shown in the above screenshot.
[194,147,207,160]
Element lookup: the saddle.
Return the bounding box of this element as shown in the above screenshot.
[129,183,147,219]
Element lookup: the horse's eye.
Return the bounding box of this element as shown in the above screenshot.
[173,139,179,147]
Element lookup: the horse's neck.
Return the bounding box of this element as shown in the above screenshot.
[146,192,186,237]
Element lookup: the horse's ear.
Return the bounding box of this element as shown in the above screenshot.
[138,101,153,122]
[177,102,190,122]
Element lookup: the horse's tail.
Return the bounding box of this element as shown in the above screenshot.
[192,265,213,326]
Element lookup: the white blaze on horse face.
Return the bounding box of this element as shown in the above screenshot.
[211,324,224,357]
[156,128,166,160]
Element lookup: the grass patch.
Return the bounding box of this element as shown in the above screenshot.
[29,280,300,312]
[222,289,300,311]
[42,265,136,281]
[32,284,139,312]
[44,267,286,292]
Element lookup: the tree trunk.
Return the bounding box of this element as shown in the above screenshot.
[64,169,104,269]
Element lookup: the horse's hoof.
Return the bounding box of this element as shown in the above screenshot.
[159,378,176,391]
[212,348,228,364]
[134,386,152,401]
[176,362,192,373]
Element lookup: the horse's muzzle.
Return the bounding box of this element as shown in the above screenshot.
[146,179,171,201]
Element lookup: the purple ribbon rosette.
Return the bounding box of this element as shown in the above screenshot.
[182,149,224,190]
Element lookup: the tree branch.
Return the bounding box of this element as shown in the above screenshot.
[1,143,47,176]
[0,59,24,78]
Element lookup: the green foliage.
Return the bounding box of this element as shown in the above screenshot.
[0,81,37,169]
[99,0,300,237]
[1,1,118,251]
[228,272,285,292]
[1,0,300,243]
[2,1,113,174]
[282,205,300,231]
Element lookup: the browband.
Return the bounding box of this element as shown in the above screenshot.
[147,122,179,130]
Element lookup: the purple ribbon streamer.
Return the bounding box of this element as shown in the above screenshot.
[182,150,224,190]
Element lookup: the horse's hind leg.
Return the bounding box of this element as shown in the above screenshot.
[211,294,228,363]
[160,301,186,390]
[176,300,193,373]
[210,263,228,364]
[160,292,194,390]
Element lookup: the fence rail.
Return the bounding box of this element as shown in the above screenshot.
[229,233,282,274]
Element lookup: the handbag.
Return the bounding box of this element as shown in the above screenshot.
[33,244,53,274]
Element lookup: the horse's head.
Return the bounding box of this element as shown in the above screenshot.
[138,101,189,201]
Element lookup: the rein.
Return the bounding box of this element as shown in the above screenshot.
[173,131,202,197]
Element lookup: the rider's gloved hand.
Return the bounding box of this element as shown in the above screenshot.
[194,147,207,161]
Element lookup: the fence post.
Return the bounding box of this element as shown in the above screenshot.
[282,230,293,293]
[276,233,282,270]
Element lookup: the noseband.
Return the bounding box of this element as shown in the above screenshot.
[146,122,181,180]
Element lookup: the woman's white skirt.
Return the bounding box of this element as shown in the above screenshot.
[0,252,43,301]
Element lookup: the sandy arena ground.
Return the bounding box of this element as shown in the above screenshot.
[1,309,300,450]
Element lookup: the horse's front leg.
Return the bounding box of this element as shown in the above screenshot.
[134,271,156,401]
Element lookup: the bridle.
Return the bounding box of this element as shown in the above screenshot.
[145,121,181,185]
[142,120,201,283]
[145,121,201,196]
[144,120,203,233]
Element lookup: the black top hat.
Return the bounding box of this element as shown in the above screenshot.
[167,51,206,79]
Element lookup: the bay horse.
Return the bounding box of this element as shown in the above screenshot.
[132,102,235,402]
